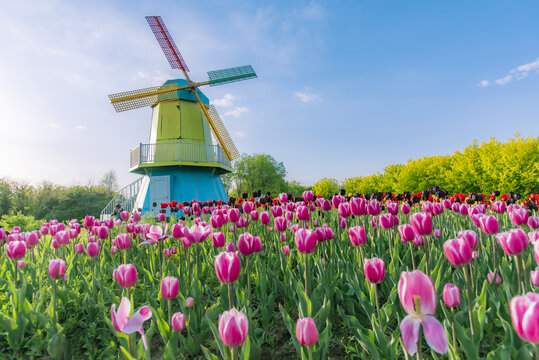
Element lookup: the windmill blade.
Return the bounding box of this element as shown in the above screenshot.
[207,65,257,87]
[145,16,190,72]
[207,105,240,160]
[108,83,188,112]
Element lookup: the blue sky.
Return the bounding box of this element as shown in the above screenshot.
[1,0,538,188]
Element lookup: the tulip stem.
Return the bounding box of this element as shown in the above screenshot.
[515,255,523,294]
[168,299,172,330]
[409,242,416,270]
[450,308,457,356]
[520,254,530,292]
[52,279,57,329]
[491,235,497,281]
[14,262,18,287]
[374,283,382,325]
[231,346,236,360]
[128,334,134,356]
[178,239,182,278]
[462,265,476,339]
[535,344,539,360]
[424,236,430,277]
[304,253,310,299]
[307,346,313,360]
[246,257,251,304]
[228,283,233,309]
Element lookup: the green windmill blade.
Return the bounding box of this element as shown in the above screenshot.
[207,65,257,87]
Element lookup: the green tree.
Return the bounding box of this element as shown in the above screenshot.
[312,178,339,199]
[287,180,310,197]
[0,178,12,217]
[228,154,287,196]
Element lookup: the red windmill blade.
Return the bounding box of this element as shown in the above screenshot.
[145,16,190,73]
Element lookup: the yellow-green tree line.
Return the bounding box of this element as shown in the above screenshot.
[315,135,538,196]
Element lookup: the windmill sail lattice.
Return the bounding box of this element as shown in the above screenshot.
[207,105,240,160]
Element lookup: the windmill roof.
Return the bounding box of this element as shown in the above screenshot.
[162,79,209,105]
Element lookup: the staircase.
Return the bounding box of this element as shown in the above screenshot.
[100,177,144,220]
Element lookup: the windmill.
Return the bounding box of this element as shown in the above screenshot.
[107,16,256,216]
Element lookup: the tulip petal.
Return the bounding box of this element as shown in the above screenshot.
[122,306,152,334]
[115,297,131,331]
[138,328,148,350]
[422,316,449,355]
[400,315,420,355]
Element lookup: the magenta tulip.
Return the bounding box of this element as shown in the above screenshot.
[401,203,411,214]
[338,203,351,218]
[443,284,460,307]
[531,271,539,287]
[510,208,529,226]
[443,237,472,266]
[367,199,381,216]
[433,229,441,238]
[17,260,25,268]
[297,206,310,221]
[422,201,433,214]
[398,224,415,243]
[488,272,503,285]
[302,190,314,202]
[111,297,152,350]
[186,297,194,308]
[509,292,539,344]
[274,216,287,232]
[242,201,254,214]
[296,317,319,347]
[75,243,85,254]
[226,242,236,252]
[364,258,385,284]
[398,270,448,355]
[212,232,225,248]
[218,309,248,348]
[295,229,317,254]
[283,245,290,255]
[379,213,394,229]
[410,212,433,236]
[260,211,270,226]
[237,232,262,256]
[184,224,212,243]
[535,241,539,265]
[6,241,26,260]
[115,264,137,288]
[228,208,240,223]
[348,226,366,247]
[278,192,288,204]
[442,199,451,209]
[350,197,367,216]
[87,242,99,257]
[97,226,109,240]
[496,229,529,256]
[161,276,179,299]
[48,259,66,279]
[479,215,499,235]
[215,251,241,284]
[171,312,186,332]
[458,230,478,250]
[250,210,259,221]
[528,216,539,230]
[104,218,114,229]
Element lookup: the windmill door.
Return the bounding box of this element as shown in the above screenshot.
[150,176,170,216]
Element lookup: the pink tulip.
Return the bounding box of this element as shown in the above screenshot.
[6,241,26,260]
[115,264,137,288]
[212,232,225,248]
[228,208,240,223]
[530,271,539,287]
[386,202,399,215]
[348,226,366,247]
[171,246,177,255]
[132,212,141,222]
[491,201,506,213]
[184,224,212,243]
[458,230,478,250]
[236,217,249,229]
[55,230,70,245]
[338,203,351,218]
[111,246,118,254]
[339,216,347,228]
[442,199,451,209]
[0,228,6,241]
[84,216,95,229]
[398,224,415,243]
[283,245,290,255]
[433,229,441,238]
[119,211,129,221]
[237,232,262,256]
[422,201,433,214]
[451,202,460,213]
[274,217,287,232]
[496,229,529,256]
[509,292,539,344]
[75,243,85,254]
[303,190,314,202]
[398,270,448,355]
[186,297,194,308]
[27,231,39,248]
[401,203,411,215]
[410,212,432,236]
[226,242,236,253]
[242,201,254,214]
[295,229,317,254]
[278,193,288,204]
[111,297,152,350]
[281,233,287,242]
[260,211,270,226]
[116,233,132,250]
[97,226,108,240]
[211,215,224,229]
[218,309,248,348]
[161,276,179,299]
[535,241,539,266]
[17,260,25,268]
[320,199,332,211]
[163,248,171,258]
[350,197,367,216]
[528,216,539,230]
[250,210,259,221]
[479,215,499,235]
[443,237,472,266]
[126,223,135,233]
[413,235,424,246]
[314,227,326,242]
[487,272,503,285]
[215,252,241,284]
[297,206,310,221]
[332,195,345,209]
[171,312,186,332]
[364,258,385,284]
[48,259,66,279]
[367,200,381,216]
[271,206,283,218]
[157,213,165,222]
[379,213,394,229]
[296,317,319,347]
[459,203,469,216]
[104,218,114,229]
[442,284,460,307]
[87,242,99,257]
[510,208,529,226]
[139,224,170,245]
[472,251,478,259]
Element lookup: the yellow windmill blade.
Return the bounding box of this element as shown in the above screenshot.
[207,105,240,160]
[108,83,189,112]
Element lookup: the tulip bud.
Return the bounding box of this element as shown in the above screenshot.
[348,226,366,247]
[487,272,502,285]
[115,264,137,288]
[364,257,385,284]
[283,245,290,255]
[379,213,394,229]
[530,271,539,287]
[17,260,25,268]
[218,309,248,348]
[443,283,460,307]
[110,246,118,254]
[296,317,319,347]
[48,259,66,279]
[510,207,529,226]
[214,252,240,284]
[433,229,441,238]
[171,312,186,332]
[185,297,194,308]
[161,276,179,299]
[87,242,99,257]
[226,242,236,252]
[401,203,410,214]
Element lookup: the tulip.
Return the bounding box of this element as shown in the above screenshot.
[111,297,152,351]
[491,201,506,213]
[250,210,259,221]
[84,215,95,229]
[413,235,424,247]
[364,257,385,284]
[295,229,317,254]
[283,245,290,255]
[528,216,539,230]
[296,317,319,347]
[458,230,478,250]
[48,259,66,279]
[260,211,270,225]
[116,233,132,251]
[433,229,441,238]
[496,229,529,256]
[6,240,26,260]
[215,251,241,285]
[75,243,85,254]
[443,284,460,307]
[531,271,539,287]
[410,212,432,236]
[226,241,236,252]
[228,208,240,223]
[161,276,179,300]
[116,264,137,288]
[479,215,499,235]
[459,203,469,216]
[278,192,288,204]
[110,246,118,254]
[442,199,451,209]
[487,272,502,285]
[237,232,261,256]
[401,203,411,214]
[171,312,186,332]
[398,270,448,355]
[398,224,415,242]
[338,203,351,218]
[386,202,399,215]
[536,241,539,266]
[184,224,212,244]
[218,309,248,350]
[303,190,314,202]
[509,292,539,345]
[87,242,99,257]
[212,232,225,248]
[274,216,287,232]
[320,199,332,211]
[451,202,460,213]
[163,248,171,258]
[332,195,345,209]
[422,201,433,214]
[296,205,310,221]
[367,199,381,216]
[348,226,367,247]
[339,216,347,229]
[157,212,166,222]
[97,226,109,240]
[132,211,141,222]
[185,297,194,308]
[17,260,25,268]
[104,218,114,229]
[350,197,367,216]
[379,213,394,229]
[510,207,529,226]
[443,237,472,266]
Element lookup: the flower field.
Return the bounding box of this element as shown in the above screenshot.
[1,190,539,359]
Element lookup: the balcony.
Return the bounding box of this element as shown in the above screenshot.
[130,141,232,173]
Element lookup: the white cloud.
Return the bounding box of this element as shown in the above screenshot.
[211,93,236,107]
[482,57,539,86]
[294,87,322,103]
[478,80,490,87]
[224,106,249,118]
[76,125,87,130]
[48,122,58,128]
[133,70,172,84]
[232,130,247,138]
[301,1,327,21]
